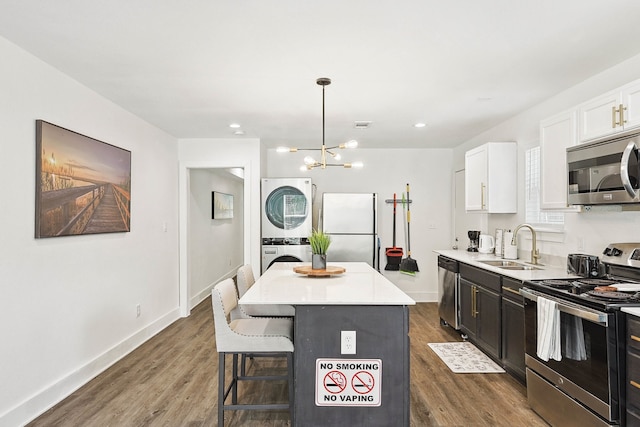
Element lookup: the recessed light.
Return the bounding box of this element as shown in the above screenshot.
[234,130,245,135]
[229,123,241,128]
[414,123,427,128]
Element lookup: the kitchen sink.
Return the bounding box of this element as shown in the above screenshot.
[480,260,523,267]
[479,260,542,270]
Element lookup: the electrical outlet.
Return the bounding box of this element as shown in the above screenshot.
[341,330,356,354]
[136,304,141,318]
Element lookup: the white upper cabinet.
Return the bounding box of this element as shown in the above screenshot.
[578,80,640,142]
[465,142,517,213]
[540,110,580,210]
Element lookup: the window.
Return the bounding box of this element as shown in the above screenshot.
[525,146,564,229]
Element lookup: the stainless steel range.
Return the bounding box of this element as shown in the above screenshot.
[521,243,640,427]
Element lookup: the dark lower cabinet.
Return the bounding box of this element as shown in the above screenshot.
[459,278,477,339]
[476,286,501,359]
[627,315,640,426]
[501,277,525,382]
[459,264,501,360]
[455,262,527,384]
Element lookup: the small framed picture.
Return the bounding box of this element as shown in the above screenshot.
[212,191,233,219]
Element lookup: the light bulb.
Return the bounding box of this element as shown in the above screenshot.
[351,161,364,169]
[304,156,316,165]
[299,165,309,172]
[276,146,289,153]
[343,140,358,149]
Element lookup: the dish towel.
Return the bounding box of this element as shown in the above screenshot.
[563,316,587,361]
[537,296,562,362]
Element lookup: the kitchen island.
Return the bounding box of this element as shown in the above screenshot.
[239,262,415,427]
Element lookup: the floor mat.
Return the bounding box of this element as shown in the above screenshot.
[428,342,505,373]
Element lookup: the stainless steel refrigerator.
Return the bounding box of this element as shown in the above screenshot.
[321,193,378,268]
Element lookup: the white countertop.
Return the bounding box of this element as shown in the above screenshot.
[240,262,415,306]
[434,249,578,281]
[622,307,640,317]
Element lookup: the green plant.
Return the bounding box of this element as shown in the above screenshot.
[309,229,331,254]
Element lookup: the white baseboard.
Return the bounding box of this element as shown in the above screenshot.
[3,308,180,427]
[405,291,438,303]
[189,265,241,311]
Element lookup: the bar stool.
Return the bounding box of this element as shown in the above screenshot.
[234,264,295,318]
[211,278,294,426]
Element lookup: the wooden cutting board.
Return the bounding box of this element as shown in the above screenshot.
[293,265,346,277]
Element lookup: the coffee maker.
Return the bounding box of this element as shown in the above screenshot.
[467,230,480,252]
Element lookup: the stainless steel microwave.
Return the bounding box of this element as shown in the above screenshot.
[567,130,640,205]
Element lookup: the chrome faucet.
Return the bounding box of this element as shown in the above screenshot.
[511,223,541,265]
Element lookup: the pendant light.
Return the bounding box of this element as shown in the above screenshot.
[277,77,363,171]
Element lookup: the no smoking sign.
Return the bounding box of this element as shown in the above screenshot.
[315,358,382,407]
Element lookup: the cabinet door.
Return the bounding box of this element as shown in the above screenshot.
[578,89,622,142]
[459,278,477,338]
[465,145,487,211]
[476,287,501,360]
[622,80,640,132]
[540,110,580,210]
[501,297,525,382]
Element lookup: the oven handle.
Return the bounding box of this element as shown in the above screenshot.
[621,139,638,199]
[520,288,609,326]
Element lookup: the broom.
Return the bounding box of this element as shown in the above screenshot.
[400,183,419,275]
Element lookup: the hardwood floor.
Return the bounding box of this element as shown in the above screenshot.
[28,300,547,426]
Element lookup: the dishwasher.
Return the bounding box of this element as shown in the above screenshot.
[438,255,460,330]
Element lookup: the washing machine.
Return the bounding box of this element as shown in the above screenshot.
[262,239,312,273]
[261,178,313,240]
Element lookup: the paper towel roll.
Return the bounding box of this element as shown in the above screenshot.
[495,229,504,258]
[503,231,518,259]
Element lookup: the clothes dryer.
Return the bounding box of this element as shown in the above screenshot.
[261,178,312,239]
[261,239,312,273]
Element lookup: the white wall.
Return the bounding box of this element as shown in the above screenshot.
[266,148,453,302]
[452,53,640,262]
[178,138,262,313]
[0,37,180,426]
[188,169,244,307]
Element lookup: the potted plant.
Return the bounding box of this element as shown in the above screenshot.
[309,229,331,270]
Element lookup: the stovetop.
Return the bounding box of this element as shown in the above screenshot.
[525,277,640,311]
[523,243,640,311]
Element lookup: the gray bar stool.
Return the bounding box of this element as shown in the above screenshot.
[211,278,294,426]
[234,264,295,318]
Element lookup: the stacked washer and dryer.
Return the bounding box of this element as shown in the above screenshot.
[261,178,313,273]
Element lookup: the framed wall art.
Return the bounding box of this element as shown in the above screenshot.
[212,191,233,219]
[35,120,132,238]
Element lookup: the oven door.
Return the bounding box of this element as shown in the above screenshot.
[521,288,621,424]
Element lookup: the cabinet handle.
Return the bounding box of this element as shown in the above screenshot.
[621,104,627,125]
[471,286,476,318]
[613,105,619,128]
[473,286,479,317]
[481,183,486,210]
[631,380,640,390]
[631,334,640,342]
[502,286,521,296]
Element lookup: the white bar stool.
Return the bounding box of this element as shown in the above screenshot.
[211,278,294,426]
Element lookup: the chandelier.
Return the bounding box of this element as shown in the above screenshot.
[277,77,363,171]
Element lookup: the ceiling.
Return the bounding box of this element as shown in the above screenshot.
[3,1,640,149]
